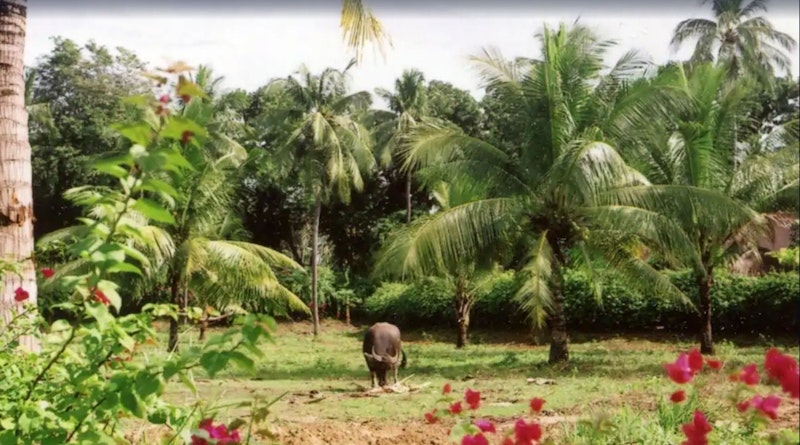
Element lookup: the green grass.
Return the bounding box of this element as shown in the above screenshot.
[139,320,799,444]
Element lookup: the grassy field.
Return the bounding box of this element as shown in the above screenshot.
[139,320,799,444]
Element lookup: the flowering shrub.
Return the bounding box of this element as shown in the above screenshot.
[429,347,799,444]
[0,63,275,444]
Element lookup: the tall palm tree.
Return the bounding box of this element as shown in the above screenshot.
[373,69,431,223]
[272,61,376,336]
[615,61,798,353]
[387,23,688,363]
[0,0,39,352]
[671,0,797,82]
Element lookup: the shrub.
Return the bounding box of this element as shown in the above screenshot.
[363,270,799,335]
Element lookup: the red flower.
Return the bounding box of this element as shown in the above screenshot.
[474,419,496,433]
[751,395,781,420]
[465,389,481,410]
[424,411,438,424]
[737,400,751,413]
[159,94,170,103]
[670,390,686,403]
[41,268,55,278]
[449,401,463,415]
[461,433,489,445]
[513,419,542,445]
[665,353,694,384]
[529,397,545,413]
[13,287,29,302]
[93,289,110,306]
[764,348,800,399]
[681,410,712,445]
[738,364,760,386]
[181,130,194,144]
[181,94,191,104]
[705,359,722,370]
[688,348,704,374]
[443,383,452,395]
[500,438,514,445]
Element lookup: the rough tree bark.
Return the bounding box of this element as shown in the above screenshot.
[0,0,38,353]
[405,174,412,224]
[311,191,322,336]
[453,276,471,348]
[547,242,569,364]
[698,272,714,354]
[167,270,181,353]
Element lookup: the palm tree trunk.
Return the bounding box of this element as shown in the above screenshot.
[405,174,412,224]
[547,250,569,364]
[311,191,322,336]
[198,318,208,341]
[698,273,714,354]
[453,278,471,348]
[0,0,39,353]
[167,271,181,352]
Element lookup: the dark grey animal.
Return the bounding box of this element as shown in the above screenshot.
[362,322,407,387]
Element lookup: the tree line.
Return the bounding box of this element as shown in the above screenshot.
[20,0,800,363]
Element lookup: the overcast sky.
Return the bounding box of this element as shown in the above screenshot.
[26,1,800,100]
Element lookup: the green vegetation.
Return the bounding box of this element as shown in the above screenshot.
[1,0,798,443]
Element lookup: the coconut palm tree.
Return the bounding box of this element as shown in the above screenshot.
[671,0,797,82]
[373,69,433,223]
[0,0,39,352]
[376,179,502,348]
[385,22,688,363]
[614,61,798,353]
[38,78,309,352]
[270,61,376,336]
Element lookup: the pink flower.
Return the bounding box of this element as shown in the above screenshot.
[665,353,694,384]
[670,390,686,403]
[681,411,712,445]
[41,268,55,278]
[159,94,171,103]
[529,397,545,413]
[449,401,463,415]
[513,419,542,445]
[465,389,481,410]
[191,418,241,445]
[688,348,704,374]
[738,364,760,386]
[13,287,28,302]
[751,395,781,420]
[443,383,452,395]
[474,419,496,433]
[461,433,489,445]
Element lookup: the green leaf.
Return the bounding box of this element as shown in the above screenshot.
[97,280,123,312]
[161,116,208,142]
[140,177,181,199]
[227,351,255,372]
[120,390,146,418]
[133,198,175,224]
[178,370,198,396]
[0,430,16,445]
[119,244,151,270]
[199,351,229,378]
[106,262,143,276]
[135,373,164,399]
[112,122,153,147]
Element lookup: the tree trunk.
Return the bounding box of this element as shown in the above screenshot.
[311,192,322,336]
[698,273,714,354]
[0,0,38,353]
[167,271,181,353]
[345,303,351,325]
[453,278,471,348]
[198,318,208,341]
[405,174,412,224]
[547,260,569,364]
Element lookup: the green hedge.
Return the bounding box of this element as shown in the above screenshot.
[362,270,799,335]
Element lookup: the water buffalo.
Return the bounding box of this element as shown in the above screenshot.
[362,322,407,387]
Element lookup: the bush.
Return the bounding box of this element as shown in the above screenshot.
[363,270,799,335]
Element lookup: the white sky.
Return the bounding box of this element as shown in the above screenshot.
[25,6,800,101]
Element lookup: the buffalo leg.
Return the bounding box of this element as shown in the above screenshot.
[393,366,398,384]
[370,371,376,388]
